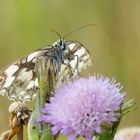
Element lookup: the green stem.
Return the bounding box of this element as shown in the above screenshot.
[28,58,56,140]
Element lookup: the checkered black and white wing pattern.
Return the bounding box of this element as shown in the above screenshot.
[67,41,92,71]
[58,41,92,83]
[0,48,50,102]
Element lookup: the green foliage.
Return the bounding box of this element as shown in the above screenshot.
[92,99,136,140]
[28,98,40,140]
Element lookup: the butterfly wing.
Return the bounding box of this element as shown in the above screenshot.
[57,40,92,84]
[0,47,50,101]
[67,40,92,71]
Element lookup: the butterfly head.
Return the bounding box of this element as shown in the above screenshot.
[55,39,67,51]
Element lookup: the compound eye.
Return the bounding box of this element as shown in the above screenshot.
[62,44,66,50]
[59,40,62,46]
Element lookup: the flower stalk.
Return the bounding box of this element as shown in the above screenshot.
[28,58,56,140]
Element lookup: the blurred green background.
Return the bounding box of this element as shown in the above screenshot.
[0,0,140,139]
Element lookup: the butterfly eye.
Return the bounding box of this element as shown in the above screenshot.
[59,40,62,46]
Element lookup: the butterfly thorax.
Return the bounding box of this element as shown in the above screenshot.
[44,39,67,64]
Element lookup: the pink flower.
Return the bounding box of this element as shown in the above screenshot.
[38,75,125,140]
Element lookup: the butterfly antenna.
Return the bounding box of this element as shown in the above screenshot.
[63,23,96,39]
[49,29,62,39]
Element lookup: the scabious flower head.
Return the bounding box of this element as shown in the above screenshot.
[38,75,125,140]
[114,127,140,140]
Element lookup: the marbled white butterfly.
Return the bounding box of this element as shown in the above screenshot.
[0,25,93,102]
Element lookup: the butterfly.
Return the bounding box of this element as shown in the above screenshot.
[0,25,93,102]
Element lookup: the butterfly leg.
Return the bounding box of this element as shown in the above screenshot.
[70,54,81,77]
[74,55,80,76]
[64,55,81,78]
[62,62,74,77]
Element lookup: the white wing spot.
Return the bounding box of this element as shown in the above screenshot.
[68,43,76,51]
[3,76,15,88]
[34,78,38,87]
[21,58,26,64]
[27,51,40,62]
[75,47,86,57]
[17,68,33,82]
[5,64,19,76]
[26,80,34,89]
[70,59,77,69]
